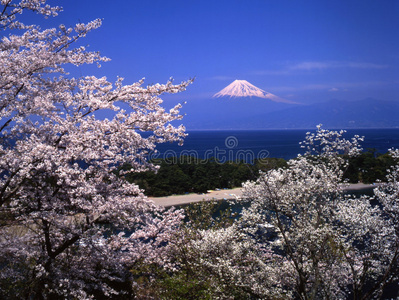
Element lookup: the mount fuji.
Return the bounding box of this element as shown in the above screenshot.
[178,79,300,129]
[176,78,399,129]
[213,79,296,104]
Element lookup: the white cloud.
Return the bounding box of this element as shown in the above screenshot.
[346,62,389,69]
[289,61,389,71]
[249,69,290,76]
[248,61,389,79]
[269,80,397,93]
[207,75,236,81]
[290,62,331,70]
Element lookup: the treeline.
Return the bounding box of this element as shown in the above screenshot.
[121,149,397,197]
[344,148,396,183]
[122,156,287,196]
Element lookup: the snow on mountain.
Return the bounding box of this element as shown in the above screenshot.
[213,79,296,103]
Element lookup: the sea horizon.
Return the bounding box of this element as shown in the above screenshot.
[185,127,399,131]
[153,128,399,162]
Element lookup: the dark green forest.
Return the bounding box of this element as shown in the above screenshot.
[343,149,396,183]
[121,149,396,197]
[121,156,287,196]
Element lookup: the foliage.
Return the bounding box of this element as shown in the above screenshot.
[134,200,263,299]
[182,199,237,230]
[1,2,398,299]
[237,126,399,299]
[153,126,399,299]
[125,149,396,198]
[124,156,287,196]
[0,1,191,298]
[344,148,396,183]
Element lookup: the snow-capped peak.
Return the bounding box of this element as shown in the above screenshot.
[213,79,295,103]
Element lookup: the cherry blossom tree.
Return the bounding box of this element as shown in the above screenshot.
[150,201,289,299]
[239,126,399,299]
[161,127,398,299]
[0,1,191,298]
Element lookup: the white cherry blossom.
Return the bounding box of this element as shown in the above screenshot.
[0,1,191,298]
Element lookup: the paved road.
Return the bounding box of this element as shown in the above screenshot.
[149,183,382,207]
[150,188,242,207]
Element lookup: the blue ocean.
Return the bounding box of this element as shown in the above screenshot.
[153,129,399,162]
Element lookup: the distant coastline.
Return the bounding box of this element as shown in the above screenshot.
[154,128,399,161]
[185,127,399,131]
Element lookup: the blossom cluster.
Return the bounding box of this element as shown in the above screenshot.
[0,1,191,298]
[159,127,399,299]
[236,127,398,298]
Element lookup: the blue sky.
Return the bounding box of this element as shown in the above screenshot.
[26,0,399,105]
